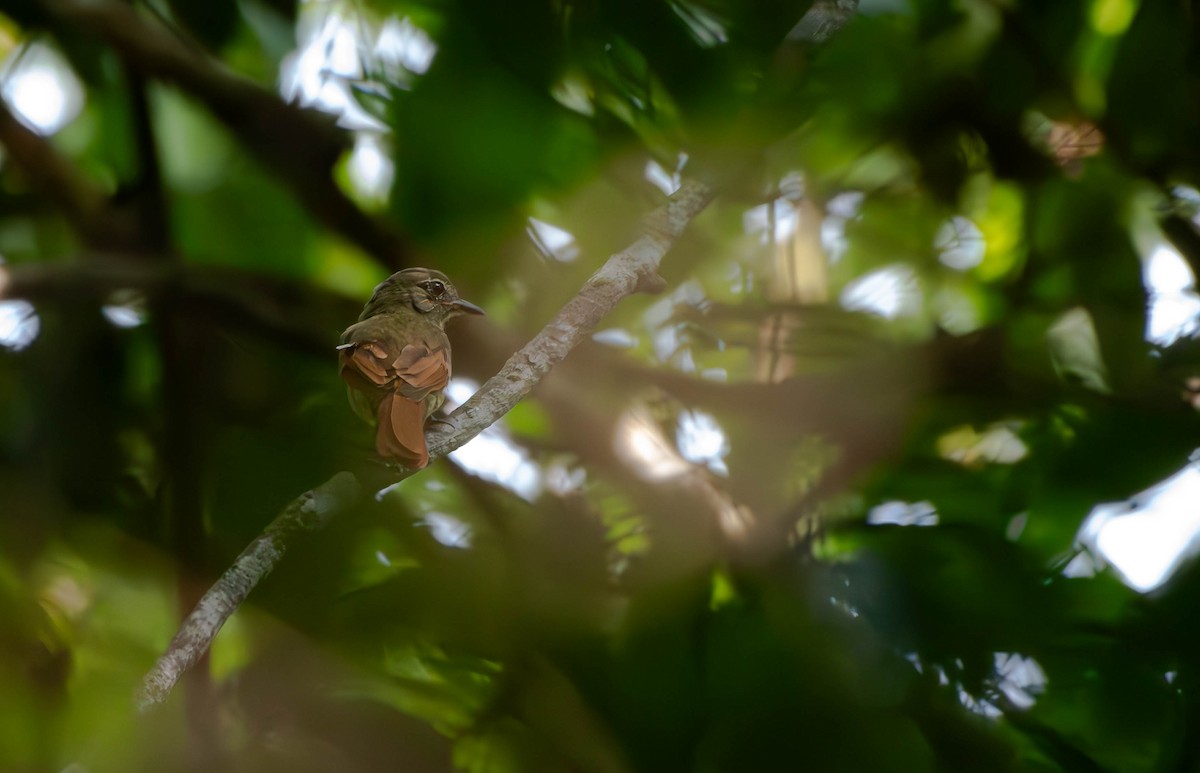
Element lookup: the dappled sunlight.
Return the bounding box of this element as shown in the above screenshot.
[282,4,437,126]
[444,379,542,500]
[644,154,687,195]
[449,432,541,501]
[6,0,1200,767]
[615,406,691,481]
[1143,243,1200,346]
[1078,457,1200,593]
[615,403,752,538]
[591,327,638,349]
[419,512,473,548]
[642,279,709,370]
[1046,307,1110,393]
[759,189,829,305]
[375,16,437,77]
[0,299,39,350]
[38,571,92,622]
[905,653,950,685]
[907,651,1047,719]
[276,6,435,211]
[956,687,1001,719]
[101,305,143,329]
[676,409,729,476]
[550,74,595,117]
[643,278,707,329]
[527,218,579,262]
[543,459,587,496]
[281,10,382,129]
[346,133,394,203]
[936,423,1028,468]
[840,264,921,319]
[935,216,985,271]
[744,198,800,245]
[1061,549,1104,580]
[101,291,147,329]
[956,658,1044,719]
[668,0,729,48]
[993,652,1047,711]
[820,191,863,262]
[867,500,938,527]
[1174,185,1200,227]
[932,285,986,334]
[1,42,84,135]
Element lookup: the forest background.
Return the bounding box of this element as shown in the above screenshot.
[3,0,1200,770]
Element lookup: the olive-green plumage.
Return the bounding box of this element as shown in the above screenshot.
[338,268,483,468]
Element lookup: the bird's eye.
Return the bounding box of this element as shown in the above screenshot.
[423,280,446,297]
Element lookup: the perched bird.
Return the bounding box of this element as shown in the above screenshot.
[337,268,484,468]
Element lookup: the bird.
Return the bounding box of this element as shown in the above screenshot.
[337,268,484,468]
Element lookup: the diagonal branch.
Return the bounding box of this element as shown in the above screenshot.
[430,179,714,453]
[787,0,860,44]
[137,471,364,711]
[135,178,716,711]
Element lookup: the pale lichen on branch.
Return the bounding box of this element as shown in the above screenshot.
[135,179,715,710]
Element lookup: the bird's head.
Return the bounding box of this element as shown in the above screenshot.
[360,268,484,325]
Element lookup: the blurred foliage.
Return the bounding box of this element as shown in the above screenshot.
[4,0,1200,770]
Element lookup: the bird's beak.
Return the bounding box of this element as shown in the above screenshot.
[453,298,485,316]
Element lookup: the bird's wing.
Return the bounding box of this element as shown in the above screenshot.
[338,340,393,394]
[392,343,450,401]
[338,340,450,469]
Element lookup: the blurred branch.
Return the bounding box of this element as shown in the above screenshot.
[136,178,716,710]
[42,0,415,269]
[788,0,860,44]
[2,259,355,356]
[0,96,131,249]
[137,471,363,711]
[124,66,171,253]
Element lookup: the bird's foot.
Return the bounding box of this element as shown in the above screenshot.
[428,415,456,430]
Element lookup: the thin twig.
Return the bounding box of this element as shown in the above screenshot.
[135,178,716,711]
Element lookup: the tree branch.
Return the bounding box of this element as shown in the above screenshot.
[788,0,860,44]
[430,179,715,452]
[43,0,415,269]
[0,96,131,249]
[135,178,716,710]
[137,471,363,710]
[0,259,357,357]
